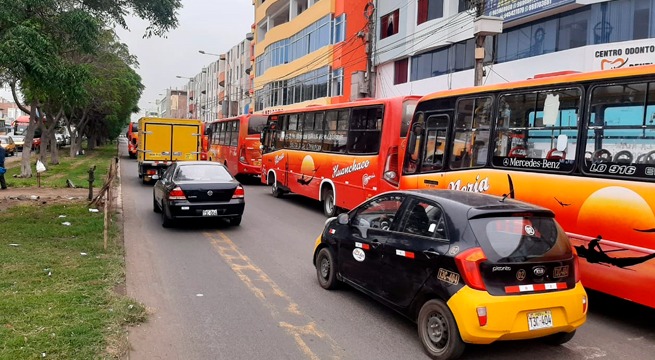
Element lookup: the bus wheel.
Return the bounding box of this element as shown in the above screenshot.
[272,181,284,198]
[322,188,337,217]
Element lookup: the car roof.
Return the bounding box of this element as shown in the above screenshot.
[176,161,224,167]
[393,189,554,219]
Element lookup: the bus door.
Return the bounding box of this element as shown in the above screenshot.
[419,114,450,188]
[402,112,451,189]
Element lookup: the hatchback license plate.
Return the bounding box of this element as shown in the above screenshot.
[528,310,553,330]
[202,209,218,216]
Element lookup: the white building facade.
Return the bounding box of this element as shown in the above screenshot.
[375,0,655,97]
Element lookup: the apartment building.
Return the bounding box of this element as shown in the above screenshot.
[221,39,253,118]
[375,0,655,96]
[252,0,370,114]
[157,89,188,119]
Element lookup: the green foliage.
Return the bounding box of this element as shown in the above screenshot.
[0,0,181,150]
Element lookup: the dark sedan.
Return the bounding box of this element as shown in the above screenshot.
[152,161,245,228]
[313,190,587,360]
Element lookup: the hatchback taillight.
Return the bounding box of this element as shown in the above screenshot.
[168,187,186,200]
[454,247,487,291]
[232,185,245,199]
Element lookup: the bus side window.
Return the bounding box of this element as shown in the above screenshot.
[450,97,491,169]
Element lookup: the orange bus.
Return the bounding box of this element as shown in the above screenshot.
[126,122,138,159]
[399,65,655,308]
[207,114,267,177]
[260,96,420,217]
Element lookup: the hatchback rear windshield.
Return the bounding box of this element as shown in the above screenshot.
[469,216,572,262]
[174,165,233,182]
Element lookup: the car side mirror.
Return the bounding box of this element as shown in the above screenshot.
[337,213,349,225]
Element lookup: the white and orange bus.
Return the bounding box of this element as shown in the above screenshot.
[399,65,655,308]
[207,114,267,177]
[260,96,420,217]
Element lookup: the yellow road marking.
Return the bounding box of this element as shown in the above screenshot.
[207,231,343,360]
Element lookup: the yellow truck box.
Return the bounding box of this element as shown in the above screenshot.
[137,117,203,183]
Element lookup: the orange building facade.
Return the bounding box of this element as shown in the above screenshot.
[252,0,370,114]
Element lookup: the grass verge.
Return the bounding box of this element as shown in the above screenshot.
[4,145,117,188]
[0,145,146,359]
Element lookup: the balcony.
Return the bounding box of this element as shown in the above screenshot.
[218,72,226,87]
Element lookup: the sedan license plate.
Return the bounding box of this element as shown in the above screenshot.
[202,209,218,216]
[528,310,553,330]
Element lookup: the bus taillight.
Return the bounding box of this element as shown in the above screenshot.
[239,147,247,164]
[383,146,399,186]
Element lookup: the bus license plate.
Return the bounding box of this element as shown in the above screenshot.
[202,209,218,216]
[528,310,553,330]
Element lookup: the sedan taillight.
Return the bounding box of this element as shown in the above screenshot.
[232,185,245,199]
[168,187,187,200]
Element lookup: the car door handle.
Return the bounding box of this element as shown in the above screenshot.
[423,249,440,259]
[370,240,381,249]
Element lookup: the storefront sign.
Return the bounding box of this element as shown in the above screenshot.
[484,0,575,22]
[593,40,655,70]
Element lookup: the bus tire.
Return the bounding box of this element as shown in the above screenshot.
[272,181,284,198]
[418,299,465,360]
[322,187,337,217]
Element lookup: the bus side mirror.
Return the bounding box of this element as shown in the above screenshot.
[556,134,568,151]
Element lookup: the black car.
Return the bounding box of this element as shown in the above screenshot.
[152,161,245,228]
[313,190,587,360]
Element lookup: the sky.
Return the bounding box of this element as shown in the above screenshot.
[115,0,254,120]
[2,1,254,120]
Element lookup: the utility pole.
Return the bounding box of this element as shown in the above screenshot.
[472,0,502,86]
[365,1,376,97]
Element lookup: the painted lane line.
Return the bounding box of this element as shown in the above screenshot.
[206,231,344,360]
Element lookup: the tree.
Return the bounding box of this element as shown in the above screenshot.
[0,0,181,177]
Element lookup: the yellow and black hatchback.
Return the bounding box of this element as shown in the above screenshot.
[313,190,587,360]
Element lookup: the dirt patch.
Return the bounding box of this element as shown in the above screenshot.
[0,187,93,213]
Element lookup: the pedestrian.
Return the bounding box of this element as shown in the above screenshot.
[0,145,7,189]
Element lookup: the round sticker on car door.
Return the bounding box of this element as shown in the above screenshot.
[353,248,366,262]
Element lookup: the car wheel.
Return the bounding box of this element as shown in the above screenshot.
[153,195,161,213]
[322,188,337,217]
[543,330,576,345]
[271,181,284,198]
[316,247,339,290]
[418,299,465,360]
[229,215,242,226]
[161,207,174,228]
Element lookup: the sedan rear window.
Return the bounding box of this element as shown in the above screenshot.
[469,216,572,262]
[174,165,233,182]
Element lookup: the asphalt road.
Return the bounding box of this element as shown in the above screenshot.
[119,141,655,360]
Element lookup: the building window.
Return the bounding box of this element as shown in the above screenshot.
[333,14,346,43]
[394,58,408,84]
[332,68,344,96]
[417,0,444,25]
[380,9,399,39]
